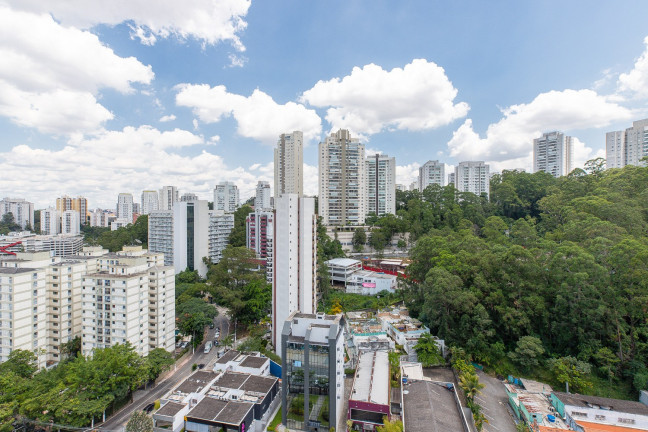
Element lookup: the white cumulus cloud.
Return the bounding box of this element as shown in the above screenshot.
[447,89,634,171]
[0,6,154,135]
[618,36,648,98]
[0,126,274,208]
[175,84,322,144]
[301,59,469,136]
[159,114,176,122]
[6,0,251,50]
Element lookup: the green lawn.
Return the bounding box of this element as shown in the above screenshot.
[267,407,282,431]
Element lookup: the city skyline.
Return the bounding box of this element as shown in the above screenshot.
[2,2,648,208]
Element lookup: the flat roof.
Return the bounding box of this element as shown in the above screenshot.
[0,267,36,274]
[155,401,185,417]
[553,392,648,416]
[175,371,219,394]
[216,349,240,364]
[239,375,276,394]
[213,371,250,389]
[238,356,268,369]
[403,380,467,432]
[350,351,389,406]
[186,398,254,426]
[326,258,361,267]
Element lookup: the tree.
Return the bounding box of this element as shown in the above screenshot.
[459,373,485,401]
[330,299,342,315]
[376,417,403,432]
[352,227,366,252]
[0,213,21,235]
[228,205,254,247]
[126,411,153,432]
[0,349,38,378]
[61,336,81,359]
[414,333,444,367]
[508,336,545,370]
[547,356,592,393]
[145,348,175,382]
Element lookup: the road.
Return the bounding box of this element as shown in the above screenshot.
[475,371,517,432]
[98,310,230,431]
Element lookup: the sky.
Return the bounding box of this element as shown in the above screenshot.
[2,1,648,209]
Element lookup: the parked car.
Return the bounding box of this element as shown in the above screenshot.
[143,403,155,413]
[180,341,189,349]
[197,363,205,369]
[204,341,213,354]
[209,322,215,329]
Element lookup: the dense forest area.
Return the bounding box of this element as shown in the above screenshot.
[398,162,648,398]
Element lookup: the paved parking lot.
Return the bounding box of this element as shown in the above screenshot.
[475,371,517,432]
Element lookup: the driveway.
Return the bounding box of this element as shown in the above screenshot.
[475,371,517,432]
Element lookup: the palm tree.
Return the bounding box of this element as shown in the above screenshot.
[459,373,485,401]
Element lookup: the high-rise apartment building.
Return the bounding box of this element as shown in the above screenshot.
[455,161,490,196]
[533,131,573,177]
[208,211,234,264]
[272,194,316,352]
[280,312,345,431]
[81,247,175,357]
[448,172,455,186]
[56,196,88,225]
[116,193,134,222]
[255,181,272,210]
[418,160,445,191]
[0,198,34,230]
[41,208,60,235]
[318,129,366,225]
[214,182,239,213]
[141,191,159,215]
[246,209,274,283]
[89,209,111,227]
[61,210,80,235]
[606,118,648,169]
[274,131,304,198]
[365,154,396,217]
[149,201,232,277]
[180,193,198,202]
[159,186,179,211]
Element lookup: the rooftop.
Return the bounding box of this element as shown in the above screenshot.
[213,371,250,390]
[186,397,254,426]
[0,267,36,274]
[326,257,361,267]
[238,356,268,369]
[174,371,219,395]
[215,349,240,364]
[350,351,390,406]
[239,375,276,394]
[403,380,467,432]
[553,392,648,416]
[154,401,185,417]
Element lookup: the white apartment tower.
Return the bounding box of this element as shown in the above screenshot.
[455,161,490,196]
[272,194,316,352]
[148,201,230,278]
[159,186,179,211]
[0,198,34,230]
[81,247,175,357]
[61,210,80,235]
[141,191,160,215]
[606,118,648,168]
[365,154,396,217]
[274,131,304,198]
[208,211,235,264]
[533,131,573,177]
[41,208,60,235]
[318,129,366,225]
[255,181,272,210]
[418,160,445,191]
[214,182,239,213]
[116,193,134,222]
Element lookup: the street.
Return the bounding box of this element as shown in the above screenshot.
[98,310,230,431]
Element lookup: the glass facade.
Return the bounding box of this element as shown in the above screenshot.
[186,204,194,270]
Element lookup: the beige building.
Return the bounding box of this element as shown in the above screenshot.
[274,131,304,199]
[81,246,175,357]
[56,195,88,225]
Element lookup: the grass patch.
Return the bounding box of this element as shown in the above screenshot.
[267,407,282,431]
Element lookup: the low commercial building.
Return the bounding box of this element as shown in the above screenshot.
[551,391,648,431]
[347,351,391,431]
[326,258,397,295]
[377,307,444,356]
[326,258,362,286]
[345,312,394,368]
[506,380,570,430]
[400,362,471,432]
[213,349,271,376]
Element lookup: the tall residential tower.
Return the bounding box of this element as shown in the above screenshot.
[274,131,304,198]
[606,118,648,168]
[365,153,396,216]
[533,131,573,177]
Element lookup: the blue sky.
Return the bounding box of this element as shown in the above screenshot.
[1,0,648,208]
